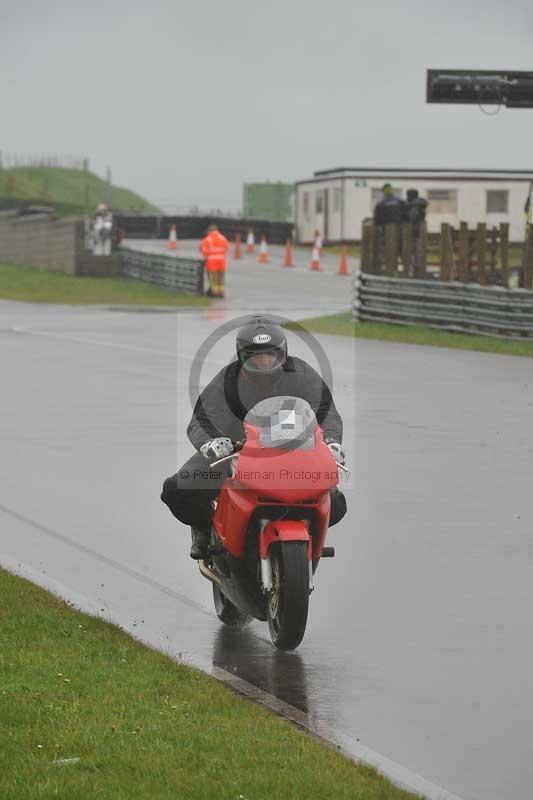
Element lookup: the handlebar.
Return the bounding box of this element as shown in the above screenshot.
[209,440,244,468]
[210,440,350,477]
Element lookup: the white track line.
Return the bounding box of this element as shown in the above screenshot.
[11,326,228,366]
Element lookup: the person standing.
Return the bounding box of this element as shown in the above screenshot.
[200,224,230,298]
[405,189,428,274]
[373,184,407,268]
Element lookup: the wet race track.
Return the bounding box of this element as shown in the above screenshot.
[1,243,533,800]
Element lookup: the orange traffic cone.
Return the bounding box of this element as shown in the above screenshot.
[167,224,177,250]
[338,246,349,275]
[310,246,320,271]
[234,232,242,259]
[283,239,294,267]
[246,229,255,253]
[258,236,269,263]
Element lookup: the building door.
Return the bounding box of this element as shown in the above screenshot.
[324,188,329,243]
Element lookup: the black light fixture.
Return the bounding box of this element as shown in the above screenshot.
[427,69,533,108]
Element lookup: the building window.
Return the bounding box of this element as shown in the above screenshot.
[333,187,341,214]
[302,191,309,218]
[427,189,457,214]
[315,191,323,214]
[486,190,508,214]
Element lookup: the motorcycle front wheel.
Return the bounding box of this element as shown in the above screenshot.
[267,541,310,651]
[212,584,250,628]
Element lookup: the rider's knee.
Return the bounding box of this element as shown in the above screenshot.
[161,476,176,504]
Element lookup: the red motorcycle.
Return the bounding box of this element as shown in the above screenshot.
[197,396,347,650]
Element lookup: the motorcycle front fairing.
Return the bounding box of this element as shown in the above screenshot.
[212,396,339,559]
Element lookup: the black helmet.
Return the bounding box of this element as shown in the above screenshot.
[236,316,288,375]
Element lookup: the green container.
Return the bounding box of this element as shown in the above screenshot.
[243,182,294,222]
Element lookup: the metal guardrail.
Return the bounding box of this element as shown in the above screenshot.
[121,248,204,295]
[353,271,533,338]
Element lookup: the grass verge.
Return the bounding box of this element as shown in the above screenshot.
[0,263,208,306]
[0,568,419,800]
[287,312,533,358]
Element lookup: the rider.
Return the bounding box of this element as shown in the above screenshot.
[161,316,347,559]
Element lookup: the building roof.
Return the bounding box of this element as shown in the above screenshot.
[296,167,533,185]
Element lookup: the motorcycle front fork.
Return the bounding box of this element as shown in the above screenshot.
[258,519,314,595]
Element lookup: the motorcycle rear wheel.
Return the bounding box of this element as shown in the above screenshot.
[212,584,250,628]
[267,541,310,651]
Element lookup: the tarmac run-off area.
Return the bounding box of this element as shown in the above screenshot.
[1,242,532,800]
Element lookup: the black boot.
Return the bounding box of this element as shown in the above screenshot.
[190,528,210,560]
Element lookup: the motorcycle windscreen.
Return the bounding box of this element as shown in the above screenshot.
[244,396,317,451]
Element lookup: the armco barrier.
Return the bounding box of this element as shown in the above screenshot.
[353,271,533,338]
[121,248,204,295]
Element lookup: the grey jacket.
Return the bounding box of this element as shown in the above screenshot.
[187,356,343,450]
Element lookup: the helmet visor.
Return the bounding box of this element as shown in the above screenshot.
[241,347,285,375]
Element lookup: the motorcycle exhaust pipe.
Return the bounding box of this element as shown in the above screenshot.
[199,559,267,621]
[198,560,222,587]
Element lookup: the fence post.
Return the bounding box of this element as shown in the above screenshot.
[439,223,453,281]
[525,228,533,290]
[361,221,372,272]
[489,226,498,276]
[352,267,361,321]
[372,225,380,273]
[418,222,427,278]
[439,224,447,280]
[499,223,509,287]
[476,223,487,286]
[401,222,412,277]
[385,224,398,276]
[457,221,469,282]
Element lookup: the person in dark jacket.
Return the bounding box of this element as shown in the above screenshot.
[373,184,407,267]
[161,316,348,559]
[373,183,407,226]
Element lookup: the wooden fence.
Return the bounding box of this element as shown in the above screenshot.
[361,221,533,288]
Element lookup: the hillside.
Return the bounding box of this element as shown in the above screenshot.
[0,166,159,214]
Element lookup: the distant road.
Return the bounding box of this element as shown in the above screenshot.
[121,238,353,316]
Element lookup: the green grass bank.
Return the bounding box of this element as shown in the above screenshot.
[0,263,208,306]
[288,312,533,358]
[0,166,158,214]
[0,568,419,800]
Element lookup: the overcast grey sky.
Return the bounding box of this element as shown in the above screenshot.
[2,0,532,210]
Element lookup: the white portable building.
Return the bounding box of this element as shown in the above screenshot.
[295,168,533,244]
